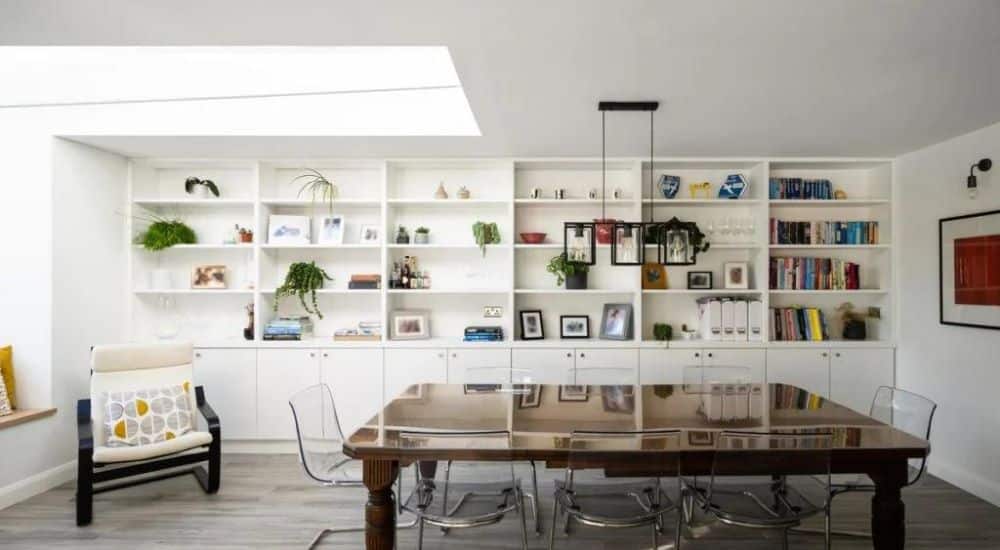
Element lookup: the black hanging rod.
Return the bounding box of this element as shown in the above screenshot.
[598,101,659,112]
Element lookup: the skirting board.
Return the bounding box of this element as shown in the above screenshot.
[929,459,1000,507]
[0,460,75,511]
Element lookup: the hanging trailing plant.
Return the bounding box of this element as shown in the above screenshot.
[291,168,338,214]
[135,214,197,251]
[274,261,333,319]
[184,177,220,198]
[472,221,501,257]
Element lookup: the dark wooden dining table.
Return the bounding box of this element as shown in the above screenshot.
[343,383,929,550]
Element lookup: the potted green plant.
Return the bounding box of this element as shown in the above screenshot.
[291,168,337,213]
[185,177,220,198]
[414,226,430,245]
[653,323,673,341]
[547,253,589,289]
[274,261,333,319]
[472,221,500,257]
[136,215,197,251]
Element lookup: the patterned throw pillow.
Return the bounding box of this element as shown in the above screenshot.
[103,383,193,447]
[0,345,15,409]
[0,377,12,417]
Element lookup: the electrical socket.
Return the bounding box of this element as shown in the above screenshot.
[483,306,503,318]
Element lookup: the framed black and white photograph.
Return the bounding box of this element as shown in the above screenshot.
[519,310,544,340]
[723,262,749,289]
[558,385,588,402]
[599,303,633,340]
[940,209,1000,330]
[600,385,635,414]
[390,310,430,340]
[359,224,380,245]
[559,315,589,339]
[687,271,713,290]
[518,385,541,409]
[317,215,345,245]
[268,214,311,245]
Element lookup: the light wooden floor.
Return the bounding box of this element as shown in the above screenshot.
[2,454,999,549]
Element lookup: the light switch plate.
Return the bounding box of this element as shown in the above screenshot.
[484,306,503,318]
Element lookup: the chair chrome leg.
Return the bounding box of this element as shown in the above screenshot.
[517,488,530,550]
[781,527,789,550]
[651,521,658,549]
[307,527,364,550]
[675,498,683,549]
[789,526,871,538]
[530,461,542,535]
[548,499,560,550]
[416,517,425,550]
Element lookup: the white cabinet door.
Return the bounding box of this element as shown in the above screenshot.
[638,349,698,384]
[575,348,639,384]
[511,348,575,384]
[704,348,766,383]
[447,349,511,384]
[765,349,830,398]
[830,348,894,415]
[320,348,383,438]
[384,348,448,403]
[256,348,320,439]
[193,348,258,439]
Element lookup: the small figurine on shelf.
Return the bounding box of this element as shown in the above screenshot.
[457,186,471,199]
[434,182,449,199]
[244,302,254,341]
[395,225,411,244]
[236,224,254,243]
[689,181,712,199]
[834,189,848,200]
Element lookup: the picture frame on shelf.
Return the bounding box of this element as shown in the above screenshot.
[558,385,588,402]
[390,310,430,340]
[939,208,1000,330]
[317,215,345,245]
[520,310,544,340]
[688,271,713,290]
[359,224,381,245]
[518,385,541,409]
[724,262,750,289]
[599,303,633,340]
[559,315,590,339]
[688,430,714,446]
[642,262,668,289]
[191,265,226,289]
[267,214,310,245]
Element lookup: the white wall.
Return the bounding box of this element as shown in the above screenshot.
[895,120,1000,506]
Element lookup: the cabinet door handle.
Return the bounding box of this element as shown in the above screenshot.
[694,352,700,358]
[451,353,457,358]
[707,352,714,358]
[579,353,586,359]
[437,352,445,359]
[834,352,841,358]
[194,352,202,359]
[309,352,316,358]
[821,352,828,358]
[566,352,572,358]
[322,352,329,358]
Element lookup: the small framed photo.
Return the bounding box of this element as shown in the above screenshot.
[519,310,544,340]
[687,271,713,290]
[601,385,635,414]
[558,385,589,402]
[559,315,590,339]
[642,262,668,289]
[519,385,541,409]
[724,262,749,289]
[268,214,311,244]
[317,215,345,245]
[191,265,226,289]
[599,303,633,340]
[464,384,502,394]
[688,430,714,447]
[359,224,381,245]
[390,310,430,340]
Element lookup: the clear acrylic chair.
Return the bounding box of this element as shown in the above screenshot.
[686,431,834,550]
[399,429,530,550]
[683,365,753,386]
[550,428,683,550]
[795,385,937,539]
[289,383,365,548]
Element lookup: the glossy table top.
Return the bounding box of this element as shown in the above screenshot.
[344,383,929,463]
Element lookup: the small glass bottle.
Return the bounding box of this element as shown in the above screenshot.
[422,269,431,289]
[400,257,410,289]
[413,271,422,289]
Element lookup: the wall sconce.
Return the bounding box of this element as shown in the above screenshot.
[968,158,992,199]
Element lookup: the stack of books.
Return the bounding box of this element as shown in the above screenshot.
[463,326,504,342]
[334,321,382,342]
[768,178,833,199]
[348,274,381,290]
[770,219,880,245]
[263,316,314,341]
[773,384,825,409]
[769,257,860,290]
[769,307,828,341]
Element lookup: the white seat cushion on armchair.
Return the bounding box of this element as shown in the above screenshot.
[94,431,214,463]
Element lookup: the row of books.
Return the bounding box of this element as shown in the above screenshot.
[768,177,833,200]
[770,307,829,342]
[769,257,861,290]
[463,326,504,342]
[773,383,826,409]
[348,274,381,290]
[769,219,880,245]
[263,316,314,341]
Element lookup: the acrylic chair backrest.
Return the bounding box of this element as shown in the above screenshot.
[289,383,347,484]
[682,365,753,386]
[869,386,937,485]
[567,429,682,481]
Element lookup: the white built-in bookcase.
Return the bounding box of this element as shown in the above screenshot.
[126,158,893,348]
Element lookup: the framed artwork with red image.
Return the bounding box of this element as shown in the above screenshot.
[940,209,1000,329]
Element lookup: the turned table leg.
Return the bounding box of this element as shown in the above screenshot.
[364,459,399,550]
[870,460,908,550]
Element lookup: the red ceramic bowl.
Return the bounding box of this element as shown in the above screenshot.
[519,232,547,244]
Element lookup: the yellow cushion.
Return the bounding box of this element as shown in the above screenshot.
[0,346,14,409]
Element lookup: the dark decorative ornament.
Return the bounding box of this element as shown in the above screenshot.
[184,176,220,197]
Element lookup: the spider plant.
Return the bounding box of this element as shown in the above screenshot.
[291,168,338,214]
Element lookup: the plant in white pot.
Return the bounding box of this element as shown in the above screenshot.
[135,215,197,289]
[414,226,430,244]
[185,177,220,199]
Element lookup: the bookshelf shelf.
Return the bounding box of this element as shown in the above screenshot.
[768,199,889,207]
[768,244,889,250]
[768,289,888,295]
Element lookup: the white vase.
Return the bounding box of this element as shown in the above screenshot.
[150,269,172,290]
[190,185,213,199]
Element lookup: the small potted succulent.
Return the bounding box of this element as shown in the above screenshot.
[547,253,589,290]
[653,323,673,341]
[414,226,430,244]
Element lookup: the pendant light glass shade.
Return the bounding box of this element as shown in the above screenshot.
[564,222,596,265]
[611,221,644,265]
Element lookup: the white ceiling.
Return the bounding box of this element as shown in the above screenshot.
[5,0,1000,158]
